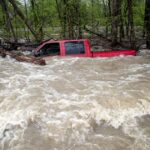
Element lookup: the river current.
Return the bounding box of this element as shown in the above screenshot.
[0,50,150,150]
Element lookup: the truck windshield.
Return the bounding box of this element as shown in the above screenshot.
[65,41,85,55]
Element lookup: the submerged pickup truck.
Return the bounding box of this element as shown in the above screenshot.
[34,39,136,58]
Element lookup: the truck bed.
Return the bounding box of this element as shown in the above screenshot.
[91,49,136,57]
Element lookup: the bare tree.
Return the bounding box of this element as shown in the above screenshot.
[55,0,82,39]
[144,0,150,49]
[23,0,30,41]
[127,0,135,48]
[0,0,17,41]
[8,0,41,41]
[111,0,122,46]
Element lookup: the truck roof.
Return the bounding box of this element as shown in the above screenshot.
[43,39,89,44]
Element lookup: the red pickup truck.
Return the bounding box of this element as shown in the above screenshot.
[34,39,136,58]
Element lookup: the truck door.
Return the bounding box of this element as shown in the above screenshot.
[34,43,60,57]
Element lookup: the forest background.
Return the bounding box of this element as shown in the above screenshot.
[0,0,150,49]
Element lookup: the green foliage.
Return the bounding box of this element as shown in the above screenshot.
[133,1,145,26]
[0,0,146,40]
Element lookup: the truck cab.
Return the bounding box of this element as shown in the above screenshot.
[34,39,91,58]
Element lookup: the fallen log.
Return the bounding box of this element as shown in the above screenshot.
[0,49,46,65]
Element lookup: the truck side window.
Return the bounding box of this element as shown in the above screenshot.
[37,43,60,56]
[65,41,85,55]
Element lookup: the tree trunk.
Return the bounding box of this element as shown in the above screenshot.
[8,0,40,41]
[111,0,121,47]
[102,0,108,37]
[119,1,124,42]
[144,0,150,49]
[127,0,135,49]
[24,0,30,41]
[55,0,64,38]
[0,0,17,41]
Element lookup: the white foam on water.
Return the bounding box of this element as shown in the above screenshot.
[0,55,150,150]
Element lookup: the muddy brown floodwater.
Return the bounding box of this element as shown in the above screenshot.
[0,50,150,150]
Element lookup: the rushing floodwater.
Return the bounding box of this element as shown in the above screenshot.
[0,50,150,150]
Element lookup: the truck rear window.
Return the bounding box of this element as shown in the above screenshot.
[65,41,85,55]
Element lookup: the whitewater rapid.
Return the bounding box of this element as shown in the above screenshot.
[0,51,150,150]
